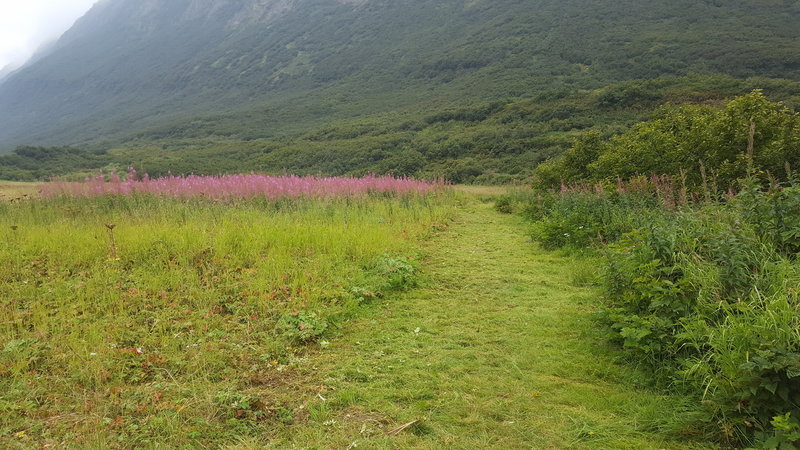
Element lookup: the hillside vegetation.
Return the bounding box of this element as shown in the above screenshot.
[535,91,800,191]
[0,0,798,181]
[2,76,800,183]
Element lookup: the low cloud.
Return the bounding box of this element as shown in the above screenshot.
[0,0,99,70]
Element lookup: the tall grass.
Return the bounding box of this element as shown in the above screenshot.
[0,189,452,447]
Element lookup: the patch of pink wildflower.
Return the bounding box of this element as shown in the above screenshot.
[42,170,447,200]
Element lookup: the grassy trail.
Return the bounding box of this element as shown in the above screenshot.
[271,195,710,449]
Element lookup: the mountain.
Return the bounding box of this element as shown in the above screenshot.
[0,0,799,180]
[0,63,20,81]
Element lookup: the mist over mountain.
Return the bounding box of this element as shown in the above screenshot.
[0,63,19,81]
[0,0,798,180]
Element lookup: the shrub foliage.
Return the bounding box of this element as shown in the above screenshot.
[521,181,800,445]
[535,91,800,192]
[520,91,800,446]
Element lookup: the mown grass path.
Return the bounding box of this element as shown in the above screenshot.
[271,195,712,449]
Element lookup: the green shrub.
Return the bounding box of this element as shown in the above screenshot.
[752,413,800,450]
[535,91,800,194]
[734,182,800,256]
[522,184,800,445]
[525,189,664,250]
[494,195,514,214]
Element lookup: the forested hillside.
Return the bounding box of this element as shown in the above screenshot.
[0,0,798,180]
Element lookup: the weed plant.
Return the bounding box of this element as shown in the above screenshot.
[0,190,451,447]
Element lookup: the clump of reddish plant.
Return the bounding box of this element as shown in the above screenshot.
[42,169,447,200]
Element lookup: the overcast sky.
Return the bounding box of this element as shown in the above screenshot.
[0,0,99,70]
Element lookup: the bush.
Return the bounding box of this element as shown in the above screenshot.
[522,182,800,446]
[494,195,515,214]
[524,188,665,250]
[535,91,800,194]
[374,254,418,290]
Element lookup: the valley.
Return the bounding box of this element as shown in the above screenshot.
[1,0,800,447]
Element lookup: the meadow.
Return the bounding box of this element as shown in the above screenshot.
[0,175,451,447]
[6,92,800,448]
[1,175,721,449]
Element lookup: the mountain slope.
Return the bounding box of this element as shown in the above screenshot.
[0,0,798,174]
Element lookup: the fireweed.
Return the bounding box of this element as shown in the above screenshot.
[42,171,446,200]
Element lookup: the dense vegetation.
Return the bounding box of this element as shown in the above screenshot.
[535,91,800,191]
[513,182,800,446]
[2,77,800,183]
[503,92,800,447]
[0,0,798,182]
[0,186,451,446]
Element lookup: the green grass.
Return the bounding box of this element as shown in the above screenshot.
[0,190,715,448]
[0,193,452,448]
[262,195,714,448]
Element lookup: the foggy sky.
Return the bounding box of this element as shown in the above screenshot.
[0,0,99,71]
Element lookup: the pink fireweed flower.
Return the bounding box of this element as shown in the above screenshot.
[42,173,447,200]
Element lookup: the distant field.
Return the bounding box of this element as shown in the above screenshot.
[0,181,40,200]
